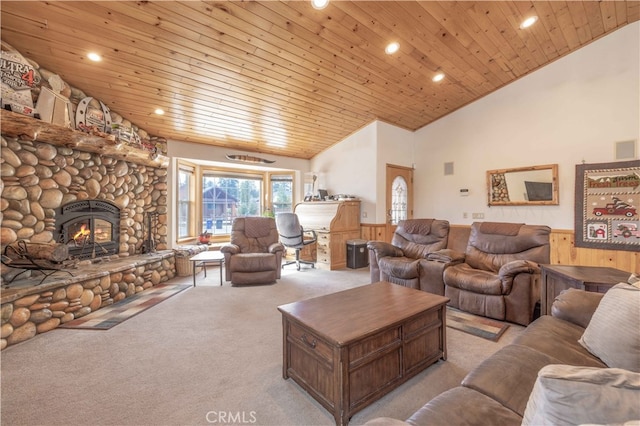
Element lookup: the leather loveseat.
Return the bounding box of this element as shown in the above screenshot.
[366,283,640,426]
[369,221,550,325]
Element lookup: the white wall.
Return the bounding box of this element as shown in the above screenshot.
[413,22,640,229]
[310,121,414,223]
[310,123,377,220]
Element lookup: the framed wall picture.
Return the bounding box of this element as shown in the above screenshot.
[575,160,640,252]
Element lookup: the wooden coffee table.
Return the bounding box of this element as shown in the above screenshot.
[278,281,449,425]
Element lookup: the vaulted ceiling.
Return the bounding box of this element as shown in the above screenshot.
[1,1,638,159]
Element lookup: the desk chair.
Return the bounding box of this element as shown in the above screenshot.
[276,213,317,270]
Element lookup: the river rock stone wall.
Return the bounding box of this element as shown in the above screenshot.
[0,134,168,282]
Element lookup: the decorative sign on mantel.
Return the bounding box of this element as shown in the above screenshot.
[575,160,640,252]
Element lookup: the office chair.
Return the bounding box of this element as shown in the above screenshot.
[276,212,317,270]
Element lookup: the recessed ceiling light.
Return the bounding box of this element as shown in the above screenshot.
[311,0,328,10]
[87,52,102,62]
[432,72,445,82]
[154,108,165,115]
[520,16,538,29]
[385,42,400,55]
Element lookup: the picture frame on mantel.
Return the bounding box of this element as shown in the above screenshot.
[575,160,640,252]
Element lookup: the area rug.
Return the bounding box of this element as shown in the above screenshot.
[59,284,190,330]
[446,308,509,342]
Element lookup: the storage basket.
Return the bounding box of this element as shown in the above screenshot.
[175,257,194,277]
[173,245,208,276]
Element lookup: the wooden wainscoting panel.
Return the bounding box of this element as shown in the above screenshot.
[360,223,387,242]
[550,229,638,273]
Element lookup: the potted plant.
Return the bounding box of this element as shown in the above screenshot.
[198,230,211,244]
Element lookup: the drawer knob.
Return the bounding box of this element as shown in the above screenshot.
[301,334,317,348]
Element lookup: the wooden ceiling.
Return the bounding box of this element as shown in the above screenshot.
[1,1,638,160]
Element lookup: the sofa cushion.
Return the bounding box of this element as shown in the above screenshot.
[522,364,640,426]
[461,344,563,416]
[579,283,640,372]
[513,315,606,368]
[464,223,550,273]
[406,387,522,426]
[228,253,277,272]
[444,263,502,295]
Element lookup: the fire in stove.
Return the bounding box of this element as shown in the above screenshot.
[72,224,91,245]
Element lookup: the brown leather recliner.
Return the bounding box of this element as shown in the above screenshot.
[443,222,551,325]
[367,219,450,290]
[221,217,285,286]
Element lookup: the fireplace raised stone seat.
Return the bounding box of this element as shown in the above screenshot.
[1,251,175,350]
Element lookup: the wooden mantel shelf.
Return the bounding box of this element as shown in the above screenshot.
[0,109,169,168]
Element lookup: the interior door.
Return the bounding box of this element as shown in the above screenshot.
[385,164,413,242]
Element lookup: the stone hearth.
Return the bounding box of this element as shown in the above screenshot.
[0,252,176,349]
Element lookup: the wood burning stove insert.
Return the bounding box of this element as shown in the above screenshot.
[55,200,120,260]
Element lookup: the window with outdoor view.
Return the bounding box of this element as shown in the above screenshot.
[270,174,294,216]
[202,173,262,236]
[177,166,195,239]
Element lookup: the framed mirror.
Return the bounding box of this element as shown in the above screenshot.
[487,164,559,206]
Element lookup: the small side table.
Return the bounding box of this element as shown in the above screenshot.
[190,251,225,286]
[540,265,631,315]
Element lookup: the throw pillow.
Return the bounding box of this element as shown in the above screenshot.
[522,364,640,426]
[579,283,640,372]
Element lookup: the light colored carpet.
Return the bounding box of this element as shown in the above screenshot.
[1,267,524,425]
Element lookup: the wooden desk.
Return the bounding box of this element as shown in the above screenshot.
[278,282,448,425]
[540,265,631,315]
[294,200,361,270]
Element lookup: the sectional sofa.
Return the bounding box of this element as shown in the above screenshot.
[366,282,640,425]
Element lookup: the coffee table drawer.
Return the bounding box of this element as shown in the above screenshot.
[404,309,441,336]
[287,322,333,363]
[349,327,401,365]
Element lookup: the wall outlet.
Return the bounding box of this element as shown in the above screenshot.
[463,212,468,219]
[472,213,484,219]
[362,211,368,218]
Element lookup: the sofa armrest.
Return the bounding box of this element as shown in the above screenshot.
[499,260,540,279]
[551,288,604,328]
[426,248,465,263]
[498,260,540,294]
[268,242,285,253]
[220,243,239,255]
[367,241,403,259]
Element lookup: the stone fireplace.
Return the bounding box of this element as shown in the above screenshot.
[55,200,121,260]
[1,111,174,350]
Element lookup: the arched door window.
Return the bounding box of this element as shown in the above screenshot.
[391,176,408,225]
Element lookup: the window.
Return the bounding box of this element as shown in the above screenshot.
[391,176,408,225]
[175,163,296,243]
[270,174,293,215]
[177,165,195,239]
[202,173,262,236]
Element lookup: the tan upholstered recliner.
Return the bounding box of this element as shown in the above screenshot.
[221,217,285,286]
[367,219,450,291]
[443,222,551,325]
